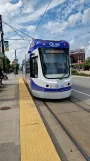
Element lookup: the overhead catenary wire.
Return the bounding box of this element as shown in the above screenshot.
[1,0,52,42]
[1,0,53,51]
[33,0,53,37]
[10,27,25,40]
[2,21,34,39]
[12,42,29,51]
[13,46,28,50]
[3,38,30,41]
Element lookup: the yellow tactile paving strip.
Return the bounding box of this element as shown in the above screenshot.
[19,78,61,161]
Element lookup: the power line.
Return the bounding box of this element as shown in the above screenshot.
[33,0,53,37]
[10,27,25,40]
[3,38,30,41]
[70,31,90,41]
[15,46,27,50]
[12,45,28,51]
[2,21,34,39]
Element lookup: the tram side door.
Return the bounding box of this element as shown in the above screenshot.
[30,56,38,79]
[26,60,30,86]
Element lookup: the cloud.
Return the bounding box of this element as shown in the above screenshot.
[69,31,90,59]
[79,0,86,3]
[85,44,90,58]
[0,0,23,15]
[16,0,65,24]
[22,0,39,14]
[27,25,36,32]
[82,7,90,23]
[68,12,82,26]
[43,21,68,34]
[5,35,28,64]
[2,0,90,64]
[0,0,11,4]
[67,7,90,26]
[43,5,90,35]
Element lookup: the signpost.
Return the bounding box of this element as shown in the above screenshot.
[0,41,9,52]
[4,41,9,51]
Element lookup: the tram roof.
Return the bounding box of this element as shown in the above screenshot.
[28,39,69,53]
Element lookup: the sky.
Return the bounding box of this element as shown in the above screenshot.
[0,0,90,64]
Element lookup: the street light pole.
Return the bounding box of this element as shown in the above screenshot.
[1,32,6,73]
[15,49,17,74]
[0,15,6,73]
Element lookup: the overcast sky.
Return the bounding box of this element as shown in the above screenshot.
[0,0,90,63]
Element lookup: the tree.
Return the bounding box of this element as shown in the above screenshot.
[10,63,20,73]
[5,57,11,73]
[84,57,90,70]
[86,57,90,60]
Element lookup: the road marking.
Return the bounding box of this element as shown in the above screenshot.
[72,75,90,79]
[72,89,90,97]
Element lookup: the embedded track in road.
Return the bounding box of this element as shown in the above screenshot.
[25,81,90,161]
[42,100,90,161]
[70,96,90,114]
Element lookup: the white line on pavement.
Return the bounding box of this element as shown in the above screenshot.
[72,75,90,79]
[72,89,90,97]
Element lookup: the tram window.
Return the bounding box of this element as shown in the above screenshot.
[26,61,30,74]
[30,57,38,78]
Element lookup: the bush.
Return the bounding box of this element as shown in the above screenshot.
[71,69,78,75]
[71,69,90,77]
[79,73,90,77]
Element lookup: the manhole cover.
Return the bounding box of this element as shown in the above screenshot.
[0,107,11,110]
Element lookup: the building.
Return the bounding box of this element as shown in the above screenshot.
[12,59,18,65]
[70,49,85,65]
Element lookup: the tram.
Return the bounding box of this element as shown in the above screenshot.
[22,39,72,99]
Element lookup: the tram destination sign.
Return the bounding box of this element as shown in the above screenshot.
[45,49,64,54]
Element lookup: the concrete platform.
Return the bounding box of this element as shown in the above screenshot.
[0,74,20,161]
[19,78,60,161]
[0,74,61,161]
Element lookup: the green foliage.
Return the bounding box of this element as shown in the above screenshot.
[72,57,90,70]
[71,69,90,77]
[73,63,85,70]
[0,56,11,72]
[85,57,90,68]
[71,69,78,75]
[10,63,20,72]
[5,57,11,72]
[0,56,20,73]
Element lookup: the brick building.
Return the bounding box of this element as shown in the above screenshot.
[70,49,85,65]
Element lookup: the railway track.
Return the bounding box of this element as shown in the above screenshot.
[42,101,90,161]
[25,81,90,161]
[69,96,90,113]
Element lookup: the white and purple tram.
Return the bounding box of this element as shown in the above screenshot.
[22,39,72,99]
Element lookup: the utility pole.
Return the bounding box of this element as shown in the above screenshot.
[0,15,6,73]
[15,49,17,74]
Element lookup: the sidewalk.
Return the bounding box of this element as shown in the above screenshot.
[79,71,90,74]
[0,74,20,161]
[0,74,61,161]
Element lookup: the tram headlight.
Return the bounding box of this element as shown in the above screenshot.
[46,84,59,89]
[50,84,59,88]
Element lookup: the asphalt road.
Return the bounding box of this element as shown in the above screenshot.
[72,76,90,105]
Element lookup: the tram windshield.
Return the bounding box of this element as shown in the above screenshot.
[39,48,70,79]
